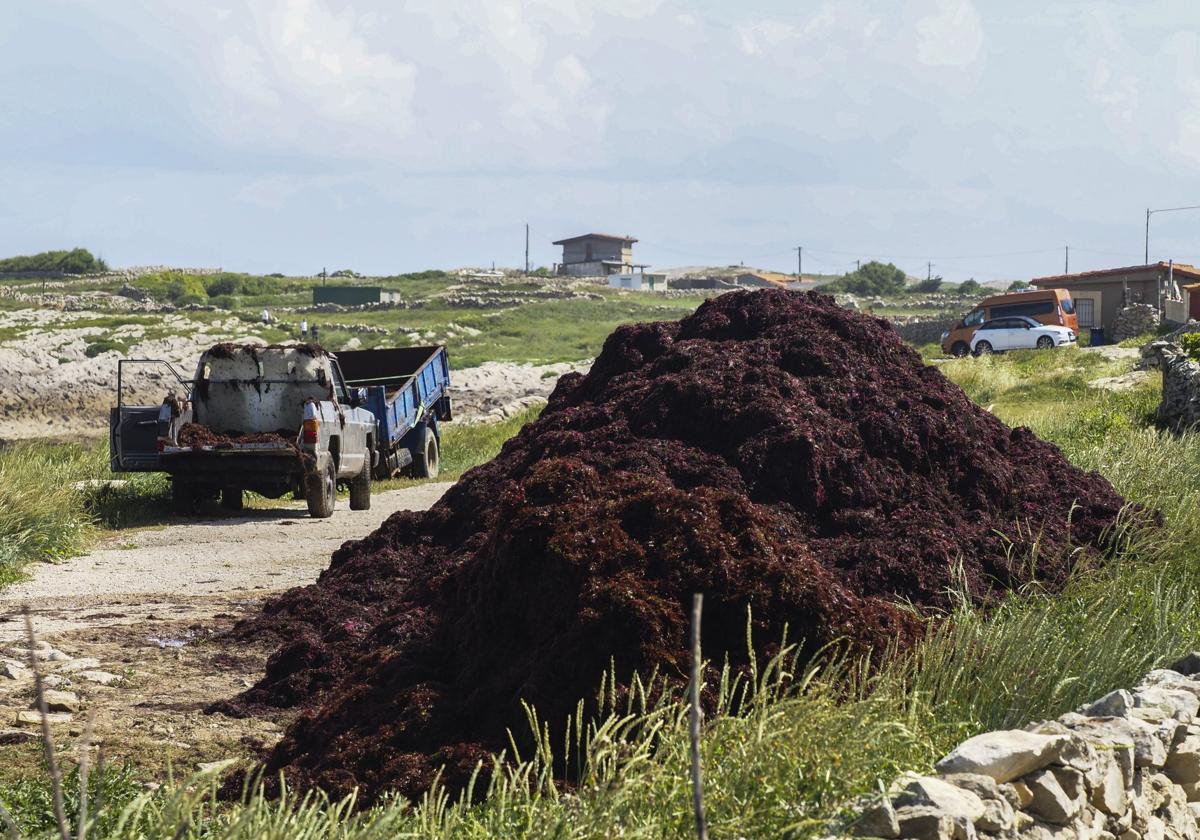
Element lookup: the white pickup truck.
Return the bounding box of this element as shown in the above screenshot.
[111,344,376,518]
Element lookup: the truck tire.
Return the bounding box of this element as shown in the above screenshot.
[220,487,244,511]
[172,479,199,515]
[414,426,440,479]
[349,461,371,510]
[305,460,336,519]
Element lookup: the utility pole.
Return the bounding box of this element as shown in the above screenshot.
[855,259,861,271]
[524,223,530,276]
[927,261,933,283]
[1145,204,1200,265]
[1065,245,1069,274]
[321,266,327,286]
[793,246,802,278]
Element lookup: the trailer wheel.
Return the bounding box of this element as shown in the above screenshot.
[220,487,244,512]
[171,480,199,515]
[349,461,371,511]
[305,461,336,519]
[414,426,440,479]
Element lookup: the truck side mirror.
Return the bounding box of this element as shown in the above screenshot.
[352,387,367,407]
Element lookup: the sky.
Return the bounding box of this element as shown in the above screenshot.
[3,1,1200,282]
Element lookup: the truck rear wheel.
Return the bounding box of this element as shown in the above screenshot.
[172,479,204,515]
[305,461,336,518]
[414,426,439,479]
[220,487,244,511]
[349,461,371,511]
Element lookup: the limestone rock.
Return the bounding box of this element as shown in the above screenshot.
[1025,768,1083,824]
[16,710,71,726]
[76,670,120,686]
[1079,690,1135,718]
[1133,686,1200,723]
[40,690,79,713]
[59,658,102,673]
[893,774,986,823]
[0,659,28,680]
[935,731,1070,783]
[853,796,900,838]
[894,805,967,840]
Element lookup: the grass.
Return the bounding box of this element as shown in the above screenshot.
[5,340,1199,838]
[0,409,539,588]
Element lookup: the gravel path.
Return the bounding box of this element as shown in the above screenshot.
[0,482,452,642]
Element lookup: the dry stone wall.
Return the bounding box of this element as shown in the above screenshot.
[1113,304,1162,342]
[1141,342,1200,431]
[846,658,1200,839]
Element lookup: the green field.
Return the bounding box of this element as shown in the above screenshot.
[3,343,1195,838]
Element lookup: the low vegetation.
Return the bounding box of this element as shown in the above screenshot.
[0,248,107,275]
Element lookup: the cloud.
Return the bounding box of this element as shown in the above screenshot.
[914,0,984,68]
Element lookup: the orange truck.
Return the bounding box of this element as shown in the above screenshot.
[940,288,1078,357]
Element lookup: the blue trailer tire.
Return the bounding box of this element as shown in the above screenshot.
[414,426,440,479]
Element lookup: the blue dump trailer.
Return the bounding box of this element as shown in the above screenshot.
[335,345,453,480]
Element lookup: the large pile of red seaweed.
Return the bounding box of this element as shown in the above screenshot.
[218,290,1129,804]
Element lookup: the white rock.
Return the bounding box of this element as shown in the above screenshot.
[893,774,985,822]
[1025,768,1082,824]
[196,759,237,774]
[40,675,70,689]
[58,658,102,673]
[935,730,1069,783]
[40,690,79,713]
[1079,689,1135,718]
[0,659,28,679]
[16,710,71,726]
[76,671,120,686]
[1091,752,1128,815]
[1134,686,1200,722]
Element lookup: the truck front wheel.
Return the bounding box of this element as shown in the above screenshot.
[414,427,440,479]
[349,461,371,511]
[305,461,336,518]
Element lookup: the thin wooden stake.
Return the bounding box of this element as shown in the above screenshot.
[23,607,69,840]
[689,593,709,840]
[76,711,96,840]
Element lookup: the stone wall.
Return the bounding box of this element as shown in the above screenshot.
[1113,304,1162,342]
[846,658,1200,839]
[1141,341,1200,431]
[890,317,954,346]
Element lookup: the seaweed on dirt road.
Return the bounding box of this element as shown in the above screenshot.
[214,289,1130,805]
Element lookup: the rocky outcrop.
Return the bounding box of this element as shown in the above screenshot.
[845,660,1200,839]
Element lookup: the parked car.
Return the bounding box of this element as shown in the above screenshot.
[970,316,1076,355]
[941,287,1077,357]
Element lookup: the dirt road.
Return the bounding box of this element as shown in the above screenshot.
[0,482,453,776]
[0,482,452,643]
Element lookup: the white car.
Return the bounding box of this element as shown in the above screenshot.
[970,316,1076,355]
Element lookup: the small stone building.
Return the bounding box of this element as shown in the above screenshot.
[312,286,401,306]
[553,233,638,276]
[1031,262,1200,333]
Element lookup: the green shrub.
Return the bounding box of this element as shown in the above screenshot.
[818,261,908,296]
[83,337,128,358]
[0,248,107,274]
[1181,333,1200,360]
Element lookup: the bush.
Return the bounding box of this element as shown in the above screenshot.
[1007,280,1031,291]
[83,337,128,358]
[818,261,908,296]
[957,278,984,296]
[0,248,107,274]
[1181,333,1200,360]
[914,275,943,293]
